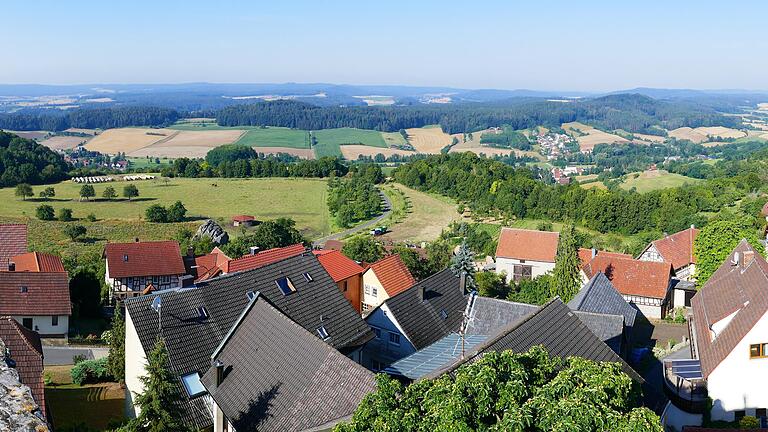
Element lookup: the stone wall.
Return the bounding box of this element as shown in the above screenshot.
[0,340,49,431]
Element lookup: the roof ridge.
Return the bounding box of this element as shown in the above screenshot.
[383,267,454,304]
[0,316,42,356]
[500,227,560,235]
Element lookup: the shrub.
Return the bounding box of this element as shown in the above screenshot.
[86,213,97,222]
[36,204,55,220]
[70,357,112,385]
[739,415,759,429]
[72,354,87,364]
[57,208,74,222]
[145,204,168,222]
[64,224,87,241]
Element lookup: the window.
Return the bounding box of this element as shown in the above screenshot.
[246,290,258,301]
[180,372,207,398]
[389,332,401,346]
[341,281,348,292]
[52,316,58,326]
[364,285,371,295]
[275,277,296,295]
[512,264,533,281]
[757,408,767,419]
[371,359,384,372]
[735,410,746,421]
[317,326,330,340]
[372,286,378,296]
[195,306,209,320]
[123,254,129,262]
[19,286,28,293]
[303,272,313,282]
[22,318,33,330]
[371,327,381,339]
[750,343,768,359]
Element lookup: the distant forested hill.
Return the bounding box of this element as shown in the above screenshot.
[217,94,739,134]
[0,131,69,186]
[0,106,180,131]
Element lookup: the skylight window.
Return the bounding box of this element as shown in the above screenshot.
[317,326,330,340]
[275,277,296,296]
[246,290,258,301]
[195,306,209,320]
[123,254,129,262]
[303,272,313,282]
[440,309,448,320]
[180,372,207,398]
[19,286,28,293]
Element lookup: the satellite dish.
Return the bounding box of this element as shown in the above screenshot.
[151,296,162,313]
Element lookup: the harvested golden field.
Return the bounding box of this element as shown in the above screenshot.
[405,126,453,153]
[85,128,173,154]
[340,145,415,159]
[562,122,628,151]
[64,128,98,135]
[39,135,90,150]
[157,129,244,147]
[669,127,707,143]
[381,183,462,242]
[669,126,746,143]
[632,133,666,143]
[129,145,211,158]
[449,129,490,150]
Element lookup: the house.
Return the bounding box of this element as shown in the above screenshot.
[225,243,305,274]
[123,253,373,430]
[638,226,699,281]
[0,224,28,267]
[361,254,416,314]
[362,268,468,371]
[664,240,768,427]
[6,252,66,273]
[577,248,632,266]
[0,316,45,418]
[568,272,640,358]
[314,250,365,313]
[582,255,675,319]
[183,247,231,282]
[231,215,256,227]
[0,339,47,430]
[0,272,71,338]
[495,228,559,282]
[103,240,187,301]
[201,292,376,432]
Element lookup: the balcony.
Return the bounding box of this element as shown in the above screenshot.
[663,359,709,414]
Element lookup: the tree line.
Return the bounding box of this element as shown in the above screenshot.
[0,131,70,186]
[0,106,180,131]
[327,164,385,228]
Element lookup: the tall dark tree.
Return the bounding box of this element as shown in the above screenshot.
[107,307,126,382]
[550,224,582,303]
[450,240,476,291]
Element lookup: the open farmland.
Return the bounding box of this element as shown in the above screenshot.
[405,125,453,153]
[381,183,462,242]
[85,128,174,154]
[381,131,408,146]
[340,145,415,160]
[252,147,315,158]
[312,127,388,158]
[5,130,50,140]
[130,129,245,158]
[234,127,309,148]
[619,170,701,193]
[562,122,628,151]
[669,126,746,144]
[39,135,91,150]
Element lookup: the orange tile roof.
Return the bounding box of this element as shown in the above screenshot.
[649,227,699,270]
[582,255,673,299]
[226,244,306,274]
[232,215,255,222]
[367,254,416,297]
[495,228,559,262]
[186,247,232,282]
[314,250,365,282]
[8,252,66,273]
[577,248,632,267]
[104,241,186,278]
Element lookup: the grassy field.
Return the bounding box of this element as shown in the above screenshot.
[619,170,702,193]
[127,156,172,169]
[45,365,125,430]
[234,127,310,148]
[382,131,408,147]
[381,183,462,242]
[313,128,388,158]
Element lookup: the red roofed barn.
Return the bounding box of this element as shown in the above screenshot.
[495,228,559,282]
[104,240,187,301]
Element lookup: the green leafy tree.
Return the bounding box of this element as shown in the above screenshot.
[69,267,101,317]
[102,185,117,200]
[476,271,509,298]
[334,346,662,432]
[79,184,96,201]
[15,183,33,201]
[36,204,55,220]
[694,219,763,285]
[391,245,430,280]
[145,204,168,223]
[130,338,192,432]
[107,307,126,382]
[39,186,56,200]
[222,218,306,258]
[58,207,74,222]
[166,201,187,223]
[123,184,139,201]
[342,235,384,263]
[63,224,87,241]
[550,224,582,303]
[450,240,476,291]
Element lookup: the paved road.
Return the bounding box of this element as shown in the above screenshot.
[42,345,109,366]
[312,189,392,246]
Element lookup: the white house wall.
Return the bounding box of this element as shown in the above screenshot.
[495,257,554,283]
[362,270,389,312]
[12,315,68,337]
[124,309,149,419]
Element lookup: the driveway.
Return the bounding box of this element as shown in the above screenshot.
[43,345,109,366]
[313,189,392,246]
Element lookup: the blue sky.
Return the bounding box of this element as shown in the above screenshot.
[3,0,766,91]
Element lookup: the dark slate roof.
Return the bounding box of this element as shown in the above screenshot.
[569,272,638,329]
[201,294,376,432]
[427,298,642,382]
[124,253,374,430]
[384,332,488,380]
[378,268,469,350]
[573,310,625,355]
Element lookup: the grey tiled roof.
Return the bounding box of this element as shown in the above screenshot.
[125,253,374,429]
[380,268,469,350]
[569,272,638,329]
[201,294,376,432]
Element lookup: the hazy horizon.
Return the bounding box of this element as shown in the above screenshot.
[3,0,767,92]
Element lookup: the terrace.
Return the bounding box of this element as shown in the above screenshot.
[663,359,709,414]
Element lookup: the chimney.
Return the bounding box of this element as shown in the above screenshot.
[591,248,597,259]
[418,285,425,302]
[460,272,467,294]
[743,250,755,268]
[7,262,15,272]
[249,246,260,255]
[731,252,741,267]
[213,359,225,387]
[180,274,194,288]
[187,246,194,258]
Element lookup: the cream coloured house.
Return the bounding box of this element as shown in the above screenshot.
[494,228,559,283]
[361,254,416,315]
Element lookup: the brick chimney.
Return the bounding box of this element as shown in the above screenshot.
[460,272,467,295]
[743,250,755,268]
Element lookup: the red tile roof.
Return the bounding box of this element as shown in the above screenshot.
[186,247,231,282]
[232,215,255,222]
[582,255,673,299]
[0,224,27,265]
[648,227,699,270]
[0,317,45,416]
[8,252,66,273]
[692,240,768,377]
[496,228,559,262]
[104,241,186,278]
[314,250,364,282]
[226,244,306,274]
[366,254,416,297]
[0,272,71,316]
[577,248,632,267]
[323,240,344,251]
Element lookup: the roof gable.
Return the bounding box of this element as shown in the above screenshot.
[0,224,27,265]
[367,254,416,297]
[569,272,638,329]
[582,256,673,299]
[496,228,559,262]
[104,241,185,278]
[314,250,365,282]
[0,272,71,316]
[652,227,699,270]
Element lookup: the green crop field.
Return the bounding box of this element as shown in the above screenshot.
[619,170,702,193]
[312,128,388,158]
[382,131,407,147]
[234,127,310,148]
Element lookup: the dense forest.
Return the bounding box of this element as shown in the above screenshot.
[0,106,180,131]
[393,152,761,235]
[327,164,385,227]
[0,131,70,186]
[160,154,349,179]
[216,94,739,134]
